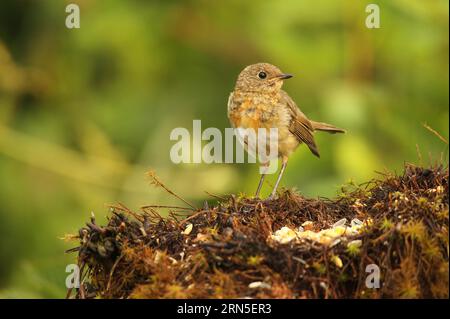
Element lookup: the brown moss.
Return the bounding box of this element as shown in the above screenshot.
[67,164,449,299]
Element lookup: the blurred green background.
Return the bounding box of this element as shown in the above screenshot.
[0,0,448,298]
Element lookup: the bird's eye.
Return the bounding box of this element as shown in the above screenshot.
[257,71,267,79]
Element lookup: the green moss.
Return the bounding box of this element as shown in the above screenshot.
[67,164,448,299]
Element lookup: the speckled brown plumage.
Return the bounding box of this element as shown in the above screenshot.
[228,63,345,198]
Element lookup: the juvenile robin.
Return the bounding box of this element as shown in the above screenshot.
[228,63,345,199]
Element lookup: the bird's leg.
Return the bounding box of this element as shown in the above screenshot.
[255,174,265,198]
[255,162,269,198]
[268,157,288,199]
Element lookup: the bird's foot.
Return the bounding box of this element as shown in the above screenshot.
[260,194,277,203]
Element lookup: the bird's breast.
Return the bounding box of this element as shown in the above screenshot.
[228,92,288,129]
[228,91,300,158]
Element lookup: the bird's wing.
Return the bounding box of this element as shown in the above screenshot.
[280,90,320,157]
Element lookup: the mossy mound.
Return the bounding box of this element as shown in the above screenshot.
[67,164,449,299]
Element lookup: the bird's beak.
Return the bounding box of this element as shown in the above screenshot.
[277,73,293,80]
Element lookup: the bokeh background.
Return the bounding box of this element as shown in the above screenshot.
[0,0,448,298]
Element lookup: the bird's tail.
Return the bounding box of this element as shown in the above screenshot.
[311,121,346,134]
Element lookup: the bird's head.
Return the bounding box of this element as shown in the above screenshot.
[234,63,293,93]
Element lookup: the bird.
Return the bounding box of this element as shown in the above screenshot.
[227,63,345,199]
